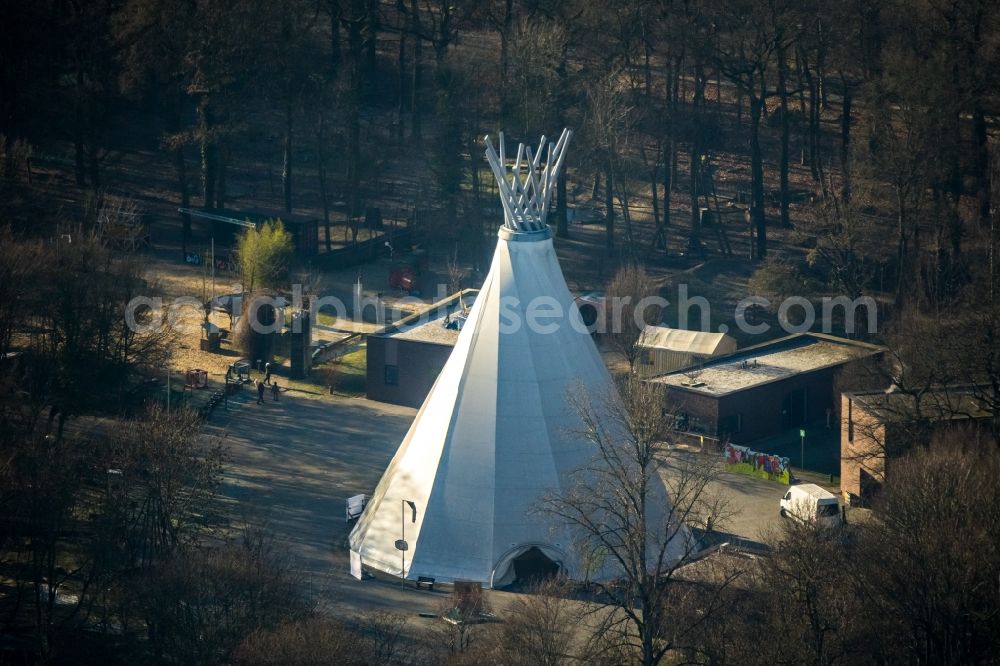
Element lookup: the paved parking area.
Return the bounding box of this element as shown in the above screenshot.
[206,389,808,619]
[704,468,789,546]
[659,449,790,549]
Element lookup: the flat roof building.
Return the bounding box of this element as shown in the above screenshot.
[841,386,994,505]
[649,333,884,451]
[366,289,478,408]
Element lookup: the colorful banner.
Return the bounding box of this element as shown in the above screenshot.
[724,444,791,484]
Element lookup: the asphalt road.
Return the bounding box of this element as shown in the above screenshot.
[207,388,797,619]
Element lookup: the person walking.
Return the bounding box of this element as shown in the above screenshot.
[256,380,266,405]
[264,362,272,385]
[271,381,280,402]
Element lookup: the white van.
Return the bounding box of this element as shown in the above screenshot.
[780,484,842,527]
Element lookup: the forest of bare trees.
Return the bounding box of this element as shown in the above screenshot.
[1,0,996,285]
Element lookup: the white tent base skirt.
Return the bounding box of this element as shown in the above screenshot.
[350,542,566,589]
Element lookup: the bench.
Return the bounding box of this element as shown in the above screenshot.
[346,494,369,522]
[416,576,435,590]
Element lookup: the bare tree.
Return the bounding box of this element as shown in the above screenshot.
[584,71,633,252]
[435,583,492,655]
[234,616,373,665]
[850,435,1000,664]
[95,405,227,572]
[541,376,733,666]
[140,526,314,664]
[713,0,779,261]
[446,246,466,295]
[490,578,580,666]
[605,264,663,372]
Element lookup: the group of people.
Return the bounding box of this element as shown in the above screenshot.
[256,362,281,405]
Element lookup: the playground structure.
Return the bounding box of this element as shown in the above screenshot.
[97,196,150,251]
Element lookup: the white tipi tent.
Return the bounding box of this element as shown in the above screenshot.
[349,130,680,587]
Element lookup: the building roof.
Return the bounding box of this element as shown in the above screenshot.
[649,333,883,397]
[637,326,735,356]
[847,385,994,423]
[374,290,479,346]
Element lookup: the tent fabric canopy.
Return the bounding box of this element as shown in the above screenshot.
[350,228,621,586]
[638,326,736,356]
[350,128,689,587]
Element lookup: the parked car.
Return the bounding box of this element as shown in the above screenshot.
[780,483,842,527]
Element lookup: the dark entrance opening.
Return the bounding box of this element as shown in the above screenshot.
[782,388,806,428]
[512,547,560,584]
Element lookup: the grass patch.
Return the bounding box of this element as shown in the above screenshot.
[314,347,367,396]
[315,310,339,327]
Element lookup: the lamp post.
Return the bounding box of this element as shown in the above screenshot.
[396,500,416,587]
[800,428,806,470]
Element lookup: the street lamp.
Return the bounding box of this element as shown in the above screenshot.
[800,428,806,470]
[396,500,417,587]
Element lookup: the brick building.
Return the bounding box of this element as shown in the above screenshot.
[649,333,884,446]
[841,386,994,504]
[366,289,477,408]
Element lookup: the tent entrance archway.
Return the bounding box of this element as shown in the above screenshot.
[511,546,560,584]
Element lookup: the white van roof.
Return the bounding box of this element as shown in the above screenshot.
[792,483,837,501]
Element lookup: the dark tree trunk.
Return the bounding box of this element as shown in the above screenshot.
[841,76,852,202]
[749,93,767,261]
[363,0,379,93]
[166,93,191,253]
[670,56,681,190]
[689,145,701,255]
[499,0,513,121]
[176,148,190,253]
[803,64,819,181]
[990,200,998,300]
[329,0,342,78]
[555,45,569,239]
[689,63,705,255]
[643,37,653,100]
[74,65,86,187]
[659,136,672,251]
[283,98,293,213]
[650,161,660,238]
[409,0,422,141]
[199,99,217,210]
[344,0,364,228]
[974,103,990,228]
[778,39,790,228]
[397,7,407,140]
[318,110,332,252]
[215,140,228,209]
[660,56,678,251]
[87,139,100,190]
[605,161,615,250]
[795,48,808,117]
[816,21,828,109]
[736,84,743,131]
